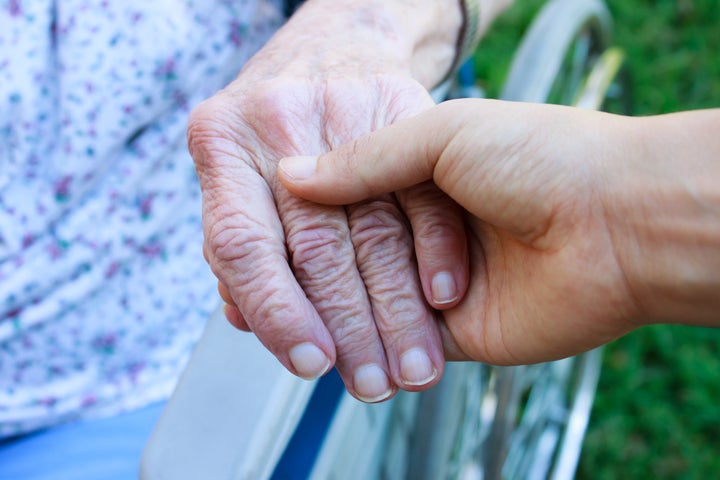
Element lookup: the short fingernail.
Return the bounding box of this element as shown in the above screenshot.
[279,156,317,181]
[354,364,393,403]
[400,348,437,386]
[432,271,458,305]
[289,343,331,380]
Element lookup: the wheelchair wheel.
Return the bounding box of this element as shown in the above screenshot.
[401,1,629,479]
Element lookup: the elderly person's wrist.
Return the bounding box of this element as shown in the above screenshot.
[348,0,514,88]
[278,0,462,89]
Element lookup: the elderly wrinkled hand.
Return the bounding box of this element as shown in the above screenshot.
[188,0,472,402]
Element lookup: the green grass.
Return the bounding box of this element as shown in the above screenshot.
[471,1,720,478]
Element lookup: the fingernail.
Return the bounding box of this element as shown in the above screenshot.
[279,156,317,181]
[400,348,437,386]
[432,271,458,305]
[289,343,331,380]
[354,364,393,403]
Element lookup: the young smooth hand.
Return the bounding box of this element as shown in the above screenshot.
[278,99,720,364]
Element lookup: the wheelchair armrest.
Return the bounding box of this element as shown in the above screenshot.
[140,306,316,480]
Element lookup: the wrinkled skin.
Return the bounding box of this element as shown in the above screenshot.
[279,100,647,365]
[188,9,469,402]
[279,100,720,363]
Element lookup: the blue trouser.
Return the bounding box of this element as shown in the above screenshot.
[0,403,164,480]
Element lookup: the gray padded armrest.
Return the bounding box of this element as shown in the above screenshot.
[140,306,316,480]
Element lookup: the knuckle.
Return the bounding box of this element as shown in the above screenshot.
[281,208,377,324]
[349,201,412,266]
[242,81,317,155]
[187,120,254,181]
[205,221,305,339]
[413,220,462,253]
[287,223,349,271]
[332,319,379,354]
[400,187,465,254]
[376,294,426,331]
[333,317,372,342]
[187,97,233,163]
[374,310,436,355]
[248,287,298,334]
[187,82,311,174]
[414,216,458,239]
[204,265,297,340]
[205,217,278,269]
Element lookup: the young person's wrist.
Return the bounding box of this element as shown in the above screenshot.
[601,111,720,327]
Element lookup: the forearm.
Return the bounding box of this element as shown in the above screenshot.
[605,109,720,326]
[240,0,463,89]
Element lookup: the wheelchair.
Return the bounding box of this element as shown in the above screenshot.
[141,0,629,478]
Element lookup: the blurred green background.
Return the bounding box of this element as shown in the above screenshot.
[471,0,720,478]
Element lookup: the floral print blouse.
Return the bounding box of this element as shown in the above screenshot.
[0,0,284,438]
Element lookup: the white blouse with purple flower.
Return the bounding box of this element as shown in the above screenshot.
[0,0,284,438]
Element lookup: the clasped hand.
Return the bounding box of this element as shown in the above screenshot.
[188,24,469,403]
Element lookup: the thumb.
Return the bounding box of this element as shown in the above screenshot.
[277,100,470,205]
[278,99,569,238]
